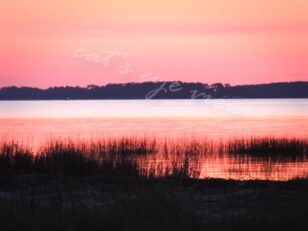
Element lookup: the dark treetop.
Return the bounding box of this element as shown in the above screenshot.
[0,81,307,100]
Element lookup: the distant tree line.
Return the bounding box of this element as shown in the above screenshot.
[0,81,307,100]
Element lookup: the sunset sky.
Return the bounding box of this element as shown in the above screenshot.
[1,0,308,88]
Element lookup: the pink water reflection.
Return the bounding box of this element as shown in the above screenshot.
[1,99,308,181]
[136,152,308,181]
[1,116,307,145]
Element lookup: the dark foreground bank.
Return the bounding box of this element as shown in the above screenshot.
[1,178,308,231]
[1,139,308,230]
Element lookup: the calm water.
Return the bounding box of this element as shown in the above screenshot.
[0,99,308,181]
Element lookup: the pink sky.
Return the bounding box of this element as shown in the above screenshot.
[1,0,308,88]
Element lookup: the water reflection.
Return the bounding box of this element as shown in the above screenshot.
[135,152,308,181]
[0,99,308,181]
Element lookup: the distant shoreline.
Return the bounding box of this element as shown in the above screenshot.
[0,81,307,100]
[1,98,308,101]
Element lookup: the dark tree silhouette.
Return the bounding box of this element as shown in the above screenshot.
[0,81,307,100]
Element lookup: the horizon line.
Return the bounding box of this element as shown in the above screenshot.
[1,80,307,90]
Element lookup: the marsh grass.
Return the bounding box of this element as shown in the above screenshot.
[0,136,307,181]
[0,142,33,175]
[1,137,308,231]
[227,137,308,157]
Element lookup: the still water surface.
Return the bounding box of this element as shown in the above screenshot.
[0,99,307,181]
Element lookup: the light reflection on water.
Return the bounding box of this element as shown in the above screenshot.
[0,99,308,181]
[135,151,308,181]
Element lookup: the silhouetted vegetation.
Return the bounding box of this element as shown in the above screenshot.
[0,81,307,100]
[1,137,308,230]
[0,139,155,180]
[228,138,308,157]
[0,137,307,182]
